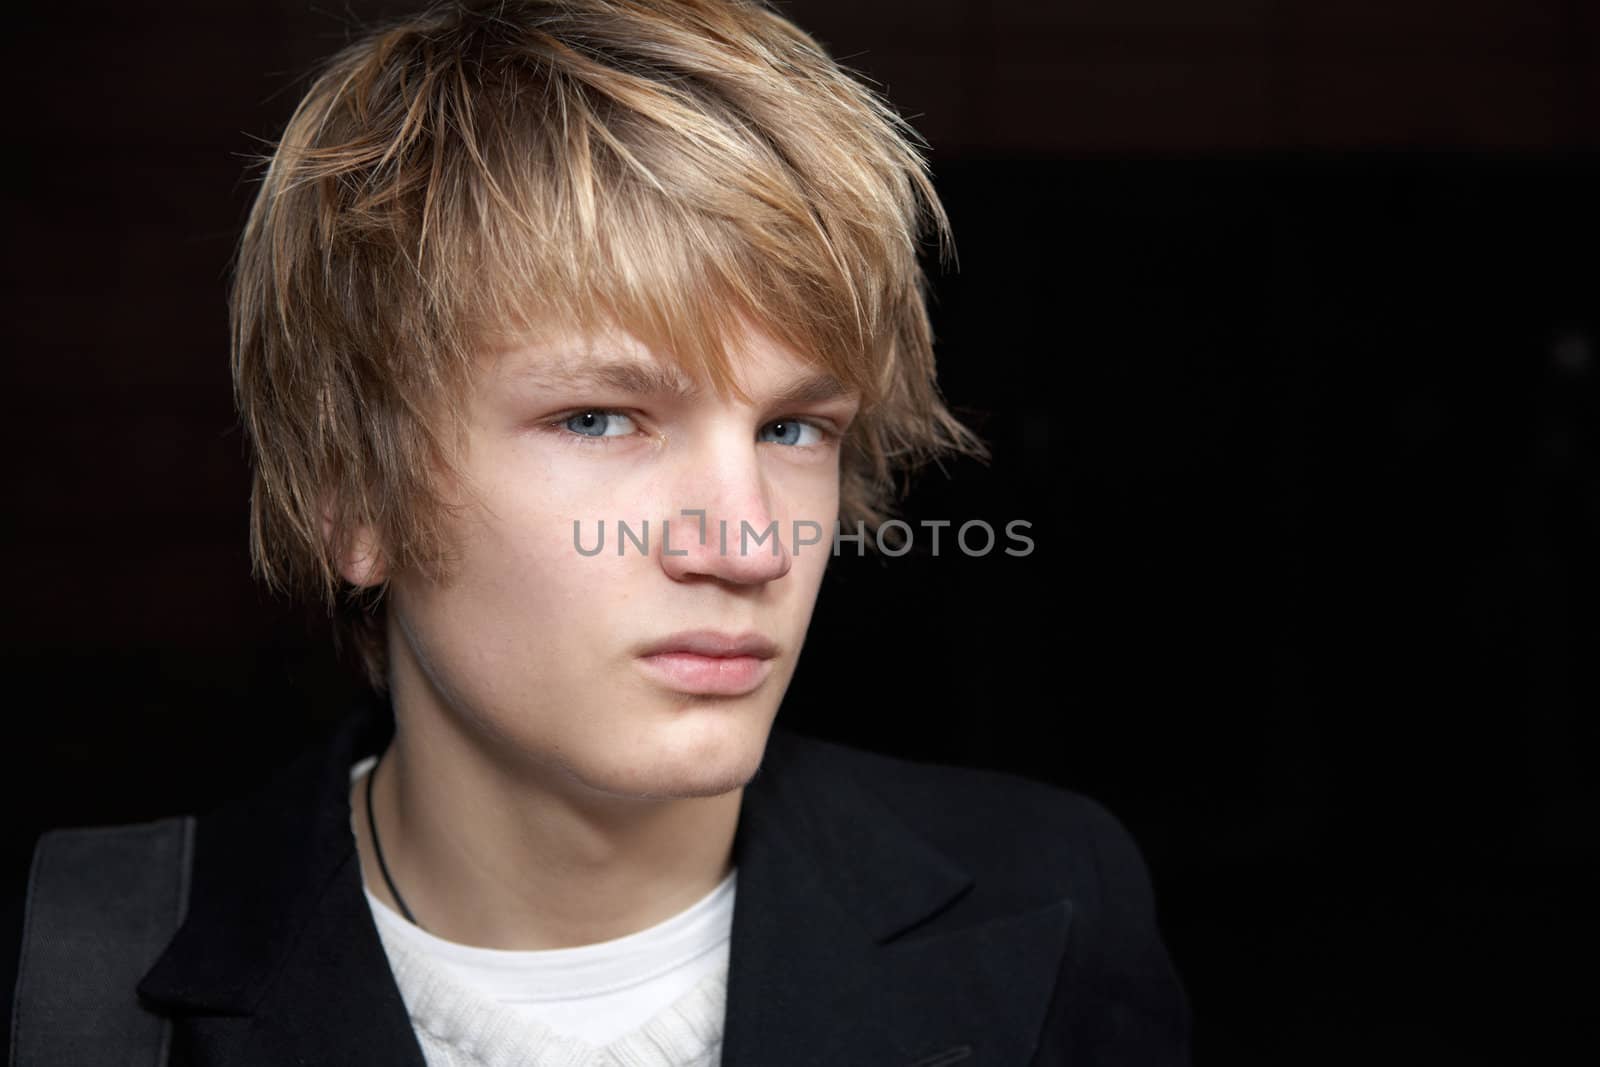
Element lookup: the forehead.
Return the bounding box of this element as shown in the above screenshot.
[481,322,855,406]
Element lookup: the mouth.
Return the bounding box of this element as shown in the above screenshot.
[635,630,779,696]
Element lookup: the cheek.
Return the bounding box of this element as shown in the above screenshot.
[459,469,667,631]
[405,465,588,632]
[768,452,842,515]
[468,443,631,560]
[775,468,840,582]
[398,514,626,705]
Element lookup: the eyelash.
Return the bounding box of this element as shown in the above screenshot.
[544,409,838,450]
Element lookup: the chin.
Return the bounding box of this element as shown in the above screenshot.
[595,704,776,800]
[636,769,755,801]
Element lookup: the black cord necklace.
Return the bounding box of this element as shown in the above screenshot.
[366,752,422,929]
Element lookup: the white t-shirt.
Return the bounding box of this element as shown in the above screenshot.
[349,756,733,1067]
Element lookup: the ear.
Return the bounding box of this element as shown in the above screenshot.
[320,494,388,589]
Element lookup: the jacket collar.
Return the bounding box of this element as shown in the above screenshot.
[139,699,1071,1064]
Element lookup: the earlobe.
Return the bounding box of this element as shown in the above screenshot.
[321,497,388,589]
[340,526,388,588]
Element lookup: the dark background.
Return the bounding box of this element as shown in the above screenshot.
[4,1,1598,1062]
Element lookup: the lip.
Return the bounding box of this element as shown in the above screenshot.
[638,630,780,659]
[636,630,779,696]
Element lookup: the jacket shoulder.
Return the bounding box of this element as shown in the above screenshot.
[769,729,1140,908]
[4,818,195,1059]
[769,733,1192,1061]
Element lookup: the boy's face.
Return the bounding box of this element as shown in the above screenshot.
[374,320,858,801]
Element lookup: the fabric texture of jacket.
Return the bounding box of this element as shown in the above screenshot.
[9,699,1191,1065]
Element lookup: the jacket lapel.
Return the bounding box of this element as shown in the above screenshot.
[137,698,427,1065]
[137,702,1072,1066]
[721,734,1073,1066]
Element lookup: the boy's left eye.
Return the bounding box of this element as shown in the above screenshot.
[759,419,822,446]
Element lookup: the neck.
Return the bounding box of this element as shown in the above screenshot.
[352,697,744,951]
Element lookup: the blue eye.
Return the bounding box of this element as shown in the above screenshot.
[564,411,634,438]
[759,419,821,446]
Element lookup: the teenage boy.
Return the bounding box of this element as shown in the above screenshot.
[7,2,1190,1064]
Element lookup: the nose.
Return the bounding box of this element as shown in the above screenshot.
[659,445,792,586]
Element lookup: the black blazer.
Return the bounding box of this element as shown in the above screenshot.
[8,701,1190,1065]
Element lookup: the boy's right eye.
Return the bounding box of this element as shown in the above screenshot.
[561,411,636,438]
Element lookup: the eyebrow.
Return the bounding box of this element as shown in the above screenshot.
[515,358,855,406]
[769,372,856,406]
[544,359,699,400]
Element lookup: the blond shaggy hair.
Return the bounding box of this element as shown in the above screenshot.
[231,0,985,690]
